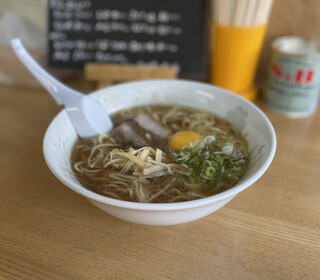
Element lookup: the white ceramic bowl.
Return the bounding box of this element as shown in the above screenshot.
[43,80,276,226]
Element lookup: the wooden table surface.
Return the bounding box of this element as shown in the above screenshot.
[0,83,319,280]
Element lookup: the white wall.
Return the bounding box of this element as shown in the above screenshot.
[0,0,47,32]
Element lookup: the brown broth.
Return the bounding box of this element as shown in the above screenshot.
[71,105,249,203]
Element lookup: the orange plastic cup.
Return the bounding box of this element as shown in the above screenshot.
[210,22,267,101]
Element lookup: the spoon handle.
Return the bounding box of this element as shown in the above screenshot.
[11,39,69,105]
[11,38,113,137]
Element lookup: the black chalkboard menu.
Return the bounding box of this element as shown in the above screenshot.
[48,0,207,77]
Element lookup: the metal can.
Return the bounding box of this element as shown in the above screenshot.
[264,36,320,117]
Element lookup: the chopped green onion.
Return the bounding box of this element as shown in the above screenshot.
[205,166,216,178]
[174,134,249,190]
[190,141,201,154]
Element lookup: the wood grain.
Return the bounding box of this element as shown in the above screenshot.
[85,63,177,82]
[0,84,320,280]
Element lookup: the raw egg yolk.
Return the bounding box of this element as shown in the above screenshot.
[168,131,203,150]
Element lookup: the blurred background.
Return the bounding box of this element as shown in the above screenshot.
[257,0,320,85]
[0,0,319,94]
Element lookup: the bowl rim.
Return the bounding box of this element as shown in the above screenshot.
[43,79,277,211]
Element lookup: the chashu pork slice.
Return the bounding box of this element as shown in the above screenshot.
[111,121,148,148]
[134,114,171,138]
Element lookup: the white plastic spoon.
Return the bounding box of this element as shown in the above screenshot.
[11,38,113,138]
